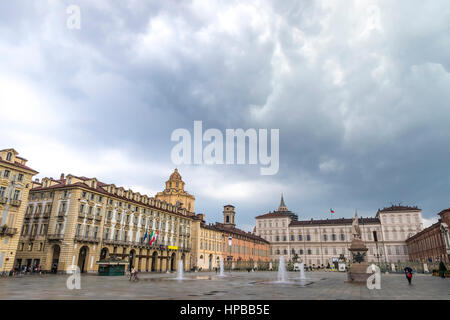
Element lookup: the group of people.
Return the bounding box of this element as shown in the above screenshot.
[129,267,139,281]
[403,261,447,285]
[8,265,42,276]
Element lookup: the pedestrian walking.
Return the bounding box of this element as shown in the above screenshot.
[404,266,413,285]
[438,261,447,278]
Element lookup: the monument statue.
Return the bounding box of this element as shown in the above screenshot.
[352,210,361,239]
[347,209,370,283]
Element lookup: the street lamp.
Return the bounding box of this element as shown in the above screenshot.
[228,236,232,273]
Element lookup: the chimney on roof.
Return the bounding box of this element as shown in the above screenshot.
[197,213,205,223]
[60,173,65,180]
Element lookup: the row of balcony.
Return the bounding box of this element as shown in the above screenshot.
[0,227,17,236]
[0,197,21,207]
[101,239,191,252]
[25,212,51,219]
[74,235,100,243]
[78,213,102,221]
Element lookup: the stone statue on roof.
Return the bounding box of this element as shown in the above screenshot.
[352,210,361,239]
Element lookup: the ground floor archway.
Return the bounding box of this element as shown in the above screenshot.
[77,246,89,273]
[151,251,158,272]
[51,245,61,273]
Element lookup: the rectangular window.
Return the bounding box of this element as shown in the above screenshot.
[18,174,23,182]
[0,187,6,197]
[13,190,20,200]
[4,170,10,178]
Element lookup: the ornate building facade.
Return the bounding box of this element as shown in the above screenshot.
[255,197,424,266]
[406,208,450,263]
[0,149,38,273]
[15,170,193,273]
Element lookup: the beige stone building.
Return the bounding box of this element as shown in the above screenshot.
[0,149,38,273]
[15,170,193,273]
[255,197,424,266]
[191,214,224,270]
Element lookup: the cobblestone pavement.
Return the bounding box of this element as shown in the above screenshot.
[0,271,448,300]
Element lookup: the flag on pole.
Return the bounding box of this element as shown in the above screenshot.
[148,230,154,244]
[330,208,335,214]
[143,229,148,242]
[149,230,160,245]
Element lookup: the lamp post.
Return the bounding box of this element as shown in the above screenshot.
[228,236,232,273]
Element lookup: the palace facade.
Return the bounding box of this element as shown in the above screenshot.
[406,208,450,263]
[0,149,38,273]
[15,170,193,273]
[255,197,424,266]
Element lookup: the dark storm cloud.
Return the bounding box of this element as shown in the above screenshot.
[1,0,449,229]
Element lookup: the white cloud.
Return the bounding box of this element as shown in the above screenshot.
[422,217,439,228]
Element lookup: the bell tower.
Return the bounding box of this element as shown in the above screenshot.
[223,205,236,228]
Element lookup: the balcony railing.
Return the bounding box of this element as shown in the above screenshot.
[86,214,94,220]
[43,212,51,218]
[47,233,64,241]
[103,239,129,246]
[10,199,21,207]
[0,197,7,205]
[0,227,17,236]
[95,215,102,221]
[74,235,99,243]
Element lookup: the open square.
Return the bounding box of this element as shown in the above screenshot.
[0,271,448,300]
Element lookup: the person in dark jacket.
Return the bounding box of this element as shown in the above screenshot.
[438,261,447,278]
[404,266,413,285]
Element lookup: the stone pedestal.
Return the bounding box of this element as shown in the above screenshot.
[347,238,370,283]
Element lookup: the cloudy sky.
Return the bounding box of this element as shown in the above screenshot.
[1,0,449,230]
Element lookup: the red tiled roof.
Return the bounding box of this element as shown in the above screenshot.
[255,210,298,219]
[0,158,38,174]
[213,222,269,244]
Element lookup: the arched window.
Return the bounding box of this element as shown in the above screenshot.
[6,152,12,161]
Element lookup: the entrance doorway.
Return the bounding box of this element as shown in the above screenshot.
[129,250,136,271]
[51,245,60,273]
[77,246,89,273]
[170,253,176,271]
[151,252,157,272]
[100,248,108,260]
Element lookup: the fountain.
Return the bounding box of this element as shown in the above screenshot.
[299,263,306,280]
[277,256,287,283]
[176,260,184,280]
[219,256,225,277]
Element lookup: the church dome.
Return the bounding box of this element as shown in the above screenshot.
[169,168,182,181]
